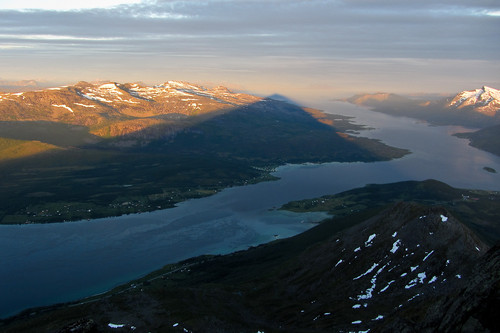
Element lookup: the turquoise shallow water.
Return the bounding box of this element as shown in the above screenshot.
[1,101,499,318]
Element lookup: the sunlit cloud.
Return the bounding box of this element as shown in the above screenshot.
[486,10,500,16]
[131,12,192,20]
[0,44,34,49]
[0,0,145,11]
[0,34,125,41]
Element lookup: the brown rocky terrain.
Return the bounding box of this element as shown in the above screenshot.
[0,81,261,140]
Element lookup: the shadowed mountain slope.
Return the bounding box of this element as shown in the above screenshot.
[454,124,500,157]
[2,180,498,332]
[282,179,500,245]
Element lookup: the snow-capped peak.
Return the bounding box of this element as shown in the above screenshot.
[448,86,500,115]
[164,81,203,91]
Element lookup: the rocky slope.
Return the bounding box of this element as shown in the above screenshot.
[2,185,497,332]
[0,81,260,139]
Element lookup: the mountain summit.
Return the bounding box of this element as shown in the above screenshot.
[447,86,500,115]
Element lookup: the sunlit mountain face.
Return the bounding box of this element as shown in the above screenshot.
[447,86,500,115]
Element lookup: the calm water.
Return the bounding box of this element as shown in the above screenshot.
[1,101,499,318]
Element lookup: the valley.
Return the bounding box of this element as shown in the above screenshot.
[0,82,408,224]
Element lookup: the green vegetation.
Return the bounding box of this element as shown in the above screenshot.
[0,100,408,224]
[281,179,500,245]
[0,137,60,161]
[0,149,273,224]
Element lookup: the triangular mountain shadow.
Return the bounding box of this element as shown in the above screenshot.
[101,98,409,164]
[265,93,301,105]
[0,98,409,223]
[0,121,100,147]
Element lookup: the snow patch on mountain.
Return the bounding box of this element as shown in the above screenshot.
[448,86,500,115]
[52,104,74,113]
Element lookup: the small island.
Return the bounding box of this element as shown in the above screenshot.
[484,166,497,173]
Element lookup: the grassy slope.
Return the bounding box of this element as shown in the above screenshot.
[0,137,60,161]
[281,179,500,245]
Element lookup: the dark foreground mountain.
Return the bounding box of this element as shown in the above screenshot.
[0,81,408,224]
[345,86,500,129]
[2,180,498,332]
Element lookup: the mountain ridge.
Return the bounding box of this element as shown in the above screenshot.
[345,86,500,115]
[0,81,260,132]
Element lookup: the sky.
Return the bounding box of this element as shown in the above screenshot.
[0,0,499,100]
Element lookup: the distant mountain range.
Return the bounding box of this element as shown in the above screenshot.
[345,86,500,156]
[346,86,500,118]
[0,80,49,92]
[0,81,261,138]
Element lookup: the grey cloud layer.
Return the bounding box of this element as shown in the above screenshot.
[1,0,499,60]
[0,0,498,98]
